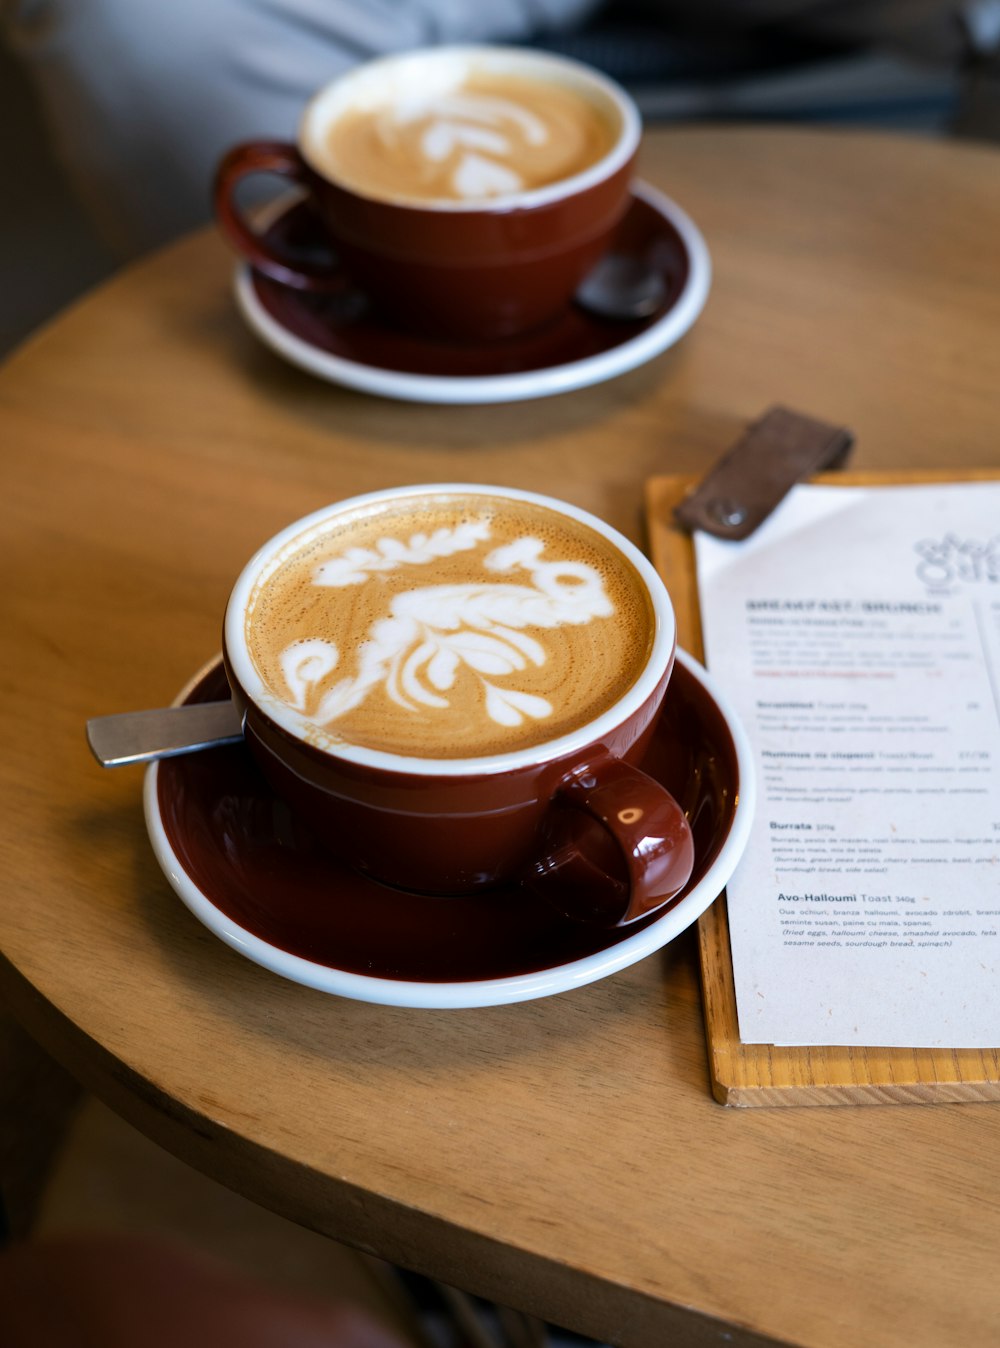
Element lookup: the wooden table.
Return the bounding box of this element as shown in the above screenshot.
[3,128,1000,1348]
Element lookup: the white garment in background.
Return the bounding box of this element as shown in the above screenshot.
[2,0,600,256]
[5,0,994,257]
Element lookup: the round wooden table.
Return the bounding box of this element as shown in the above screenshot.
[3,128,999,1348]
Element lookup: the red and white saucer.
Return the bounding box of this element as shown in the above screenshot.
[232,180,711,404]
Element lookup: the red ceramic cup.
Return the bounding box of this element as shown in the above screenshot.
[222,486,694,927]
[213,46,641,340]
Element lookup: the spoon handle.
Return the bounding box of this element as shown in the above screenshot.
[87,701,245,767]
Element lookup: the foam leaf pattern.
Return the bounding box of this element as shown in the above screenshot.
[313,520,491,587]
[426,647,460,691]
[483,684,553,727]
[277,531,615,733]
[279,639,340,712]
[436,629,530,677]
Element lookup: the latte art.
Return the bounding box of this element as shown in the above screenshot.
[318,72,617,205]
[244,494,654,758]
[280,536,612,730]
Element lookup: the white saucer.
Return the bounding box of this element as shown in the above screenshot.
[233,181,711,405]
[143,650,754,1009]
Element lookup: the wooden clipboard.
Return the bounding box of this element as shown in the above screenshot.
[645,469,1000,1107]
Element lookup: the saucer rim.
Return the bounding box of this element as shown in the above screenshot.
[142,649,755,1008]
[232,180,712,405]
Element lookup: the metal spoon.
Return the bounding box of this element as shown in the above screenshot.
[87,701,244,767]
[574,254,666,321]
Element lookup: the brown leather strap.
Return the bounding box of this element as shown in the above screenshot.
[673,406,855,540]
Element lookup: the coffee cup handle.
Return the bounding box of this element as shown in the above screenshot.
[528,752,696,927]
[213,141,344,292]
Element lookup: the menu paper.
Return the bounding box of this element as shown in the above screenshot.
[695,482,1000,1048]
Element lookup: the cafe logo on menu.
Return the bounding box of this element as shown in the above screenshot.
[914,533,1000,590]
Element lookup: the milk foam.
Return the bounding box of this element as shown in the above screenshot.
[281,536,613,729]
[316,71,617,205]
[389,91,549,198]
[245,495,653,759]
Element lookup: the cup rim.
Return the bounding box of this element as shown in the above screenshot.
[297,44,642,214]
[224,484,676,778]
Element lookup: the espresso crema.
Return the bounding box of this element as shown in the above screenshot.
[315,71,617,204]
[244,493,654,759]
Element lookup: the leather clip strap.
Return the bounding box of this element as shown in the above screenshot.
[673,406,855,540]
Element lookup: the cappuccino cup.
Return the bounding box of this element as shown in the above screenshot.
[213,46,641,340]
[222,485,694,926]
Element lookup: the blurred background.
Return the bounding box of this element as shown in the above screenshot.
[3,2,999,357]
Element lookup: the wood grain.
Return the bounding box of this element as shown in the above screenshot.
[646,470,1000,1107]
[3,129,1000,1348]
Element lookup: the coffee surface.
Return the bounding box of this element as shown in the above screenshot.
[316,71,616,204]
[245,493,654,759]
